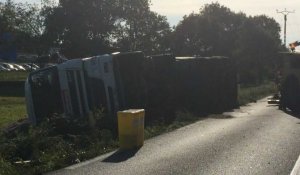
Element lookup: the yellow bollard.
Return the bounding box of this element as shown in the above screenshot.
[118,109,145,150]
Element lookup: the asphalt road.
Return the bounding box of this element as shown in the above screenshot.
[50,98,300,175]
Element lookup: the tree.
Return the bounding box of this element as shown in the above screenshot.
[43,0,120,58]
[172,2,282,84]
[113,10,171,54]
[172,3,245,56]
[43,0,171,57]
[233,15,282,84]
[171,13,205,56]
[0,0,45,55]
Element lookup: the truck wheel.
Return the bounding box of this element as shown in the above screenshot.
[281,75,300,113]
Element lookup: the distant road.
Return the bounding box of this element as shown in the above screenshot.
[50,98,300,175]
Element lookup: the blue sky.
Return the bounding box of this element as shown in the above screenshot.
[2,0,300,47]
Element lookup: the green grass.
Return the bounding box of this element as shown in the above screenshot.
[0,72,29,129]
[0,72,29,81]
[0,97,27,128]
[238,82,277,105]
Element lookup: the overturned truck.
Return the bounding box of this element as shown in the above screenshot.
[25,52,237,125]
[279,52,300,112]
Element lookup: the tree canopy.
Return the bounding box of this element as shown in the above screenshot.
[0,1,284,84]
[41,0,171,57]
[0,0,44,54]
[171,3,283,84]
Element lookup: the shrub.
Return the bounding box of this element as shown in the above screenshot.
[0,112,118,174]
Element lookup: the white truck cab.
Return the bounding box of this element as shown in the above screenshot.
[25,52,141,124]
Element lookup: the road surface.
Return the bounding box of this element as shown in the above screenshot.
[50,98,300,175]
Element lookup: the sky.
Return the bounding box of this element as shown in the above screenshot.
[150,0,300,48]
[2,0,300,47]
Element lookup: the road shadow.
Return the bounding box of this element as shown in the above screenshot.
[288,112,300,120]
[208,114,234,119]
[102,148,140,163]
[281,109,300,120]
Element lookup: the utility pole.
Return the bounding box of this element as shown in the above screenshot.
[277,9,295,47]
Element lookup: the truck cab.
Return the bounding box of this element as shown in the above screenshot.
[25,52,145,125]
[26,56,119,124]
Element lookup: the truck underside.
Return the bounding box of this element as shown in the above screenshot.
[279,52,300,113]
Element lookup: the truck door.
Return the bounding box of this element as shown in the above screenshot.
[58,59,89,118]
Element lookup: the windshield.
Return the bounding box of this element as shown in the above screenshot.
[28,67,63,122]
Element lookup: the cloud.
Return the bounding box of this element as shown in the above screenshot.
[150,0,203,16]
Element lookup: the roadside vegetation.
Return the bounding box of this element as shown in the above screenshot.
[0,71,28,128]
[0,72,29,82]
[0,97,26,128]
[0,111,231,175]
[238,82,277,105]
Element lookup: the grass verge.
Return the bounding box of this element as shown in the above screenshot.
[238,82,277,106]
[0,112,227,175]
[0,97,27,128]
[0,72,29,81]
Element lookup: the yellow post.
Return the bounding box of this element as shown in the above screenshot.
[118,109,145,150]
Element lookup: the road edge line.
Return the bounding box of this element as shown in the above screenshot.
[291,155,300,175]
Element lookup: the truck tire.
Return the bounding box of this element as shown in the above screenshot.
[281,75,300,113]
